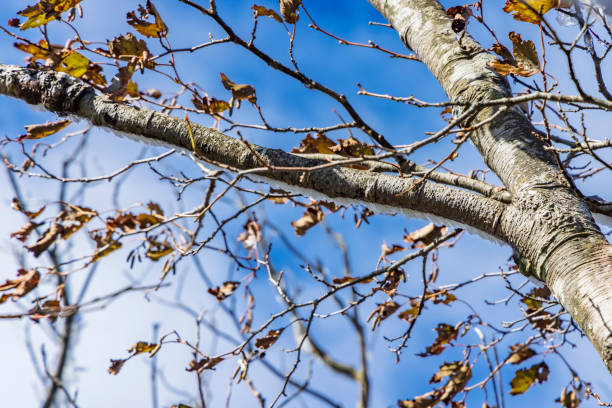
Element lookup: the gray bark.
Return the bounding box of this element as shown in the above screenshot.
[369,0,612,372]
[0,0,611,374]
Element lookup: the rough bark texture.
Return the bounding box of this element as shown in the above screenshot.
[369,0,612,372]
[0,0,611,373]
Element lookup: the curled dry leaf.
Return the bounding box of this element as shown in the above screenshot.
[404,223,448,248]
[291,205,324,236]
[208,281,240,302]
[186,356,224,373]
[418,323,459,356]
[192,95,230,115]
[237,218,262,250]
[252,5,282,22]
[280,0,302,23]
[507,344,537,364]
[367,301,400,330]
[0,269,40,304]
[18,0,83,30]
[108,359,126,375]
[220,73,257,115]
[446,5,473,33]
[10,221,42,242]
[20,119,71,140]
[129,341,161,357]
[509,361,549,394]
[255,328,284,349]
[291,133,335,154]
[127,0,168,38]
[145,239,173,261]
[503,0,560,24]
[107,33,154,69]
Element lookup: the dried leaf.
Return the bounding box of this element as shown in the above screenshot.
[208,281,240,302]
[398,299,420,323]
[255,328,283,350]
[446,5,473,33]
[192,95,230,115]
[145,240,173,261]
[557,385,581,408]
[10,221,42,242]
[129,341,160,356]
[127,0,168,38]
[507,344,537,364]
[90,240,122,263]
[291,206,324,236]
[488,32,540,77]
[237,219,262,250]
[503,0,559,24]
[26,221,62,257]
[404,224,448,248]
[220,73,257,115]
[418,323,459,356]
[333,276,356,285]
[108,33,154,68]
[280,0,302,23]
[291,133,335,154]
[252,5,282,22]
[108,359,126,375]
[367,301,400,330]
[18,0,83,30]
[0,269,40,303]
[329,136,375,157]
[510,362,549,394]
[186,356,224,372]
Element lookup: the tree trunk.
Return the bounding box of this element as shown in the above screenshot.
[368,0,612,372]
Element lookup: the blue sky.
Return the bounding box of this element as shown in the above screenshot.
[0,0,611,407]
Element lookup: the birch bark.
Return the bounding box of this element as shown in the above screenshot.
[369,0,612,372]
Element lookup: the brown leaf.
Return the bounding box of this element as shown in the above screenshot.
[18,0,83,30]
[488,32,539,77]
[507,344,537,364]
[0,269,40,303]
[127,0,168,38]
[208,281,240,302]
[557,385,581,408]
[20,119,71,140]
[404,224,448,248]
[255,328,284,350]
[291,133,335,154]
[332,276,357,285]
[329,136,375,157]
[108,359,126,375]
[398,299,420,323]
[237,219,262,250]
[186,356,224,373]
[108,33,154,68]
[145,240,173,261]
[252,5,282,22]
[129,341,160,356]
[418,323,459,356]
[26,221,62,257]
[192,95,230,115]
[220,73,257,115]
[291,206,324,236]
[509,362,549,394]
[503,0,559,24]
[367,301,400,330]
[10,221,42,242]
[426,290,457,305]
[380,269,405,296]
[446,5,473,33]
[280,0,302,23]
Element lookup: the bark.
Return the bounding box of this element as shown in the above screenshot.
[0,0,611,373]
[369,0,612,372]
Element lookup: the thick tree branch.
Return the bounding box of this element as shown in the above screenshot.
[369,0,612,373]
[0,65,505,240]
